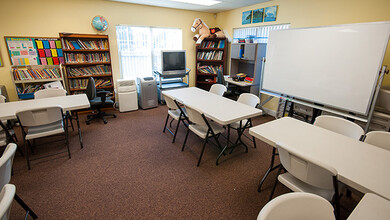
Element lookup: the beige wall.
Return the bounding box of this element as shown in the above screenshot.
[0,0,216,101]
[216,0,390,111]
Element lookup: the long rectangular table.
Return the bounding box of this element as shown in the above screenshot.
[163,87,263,164]
[249,117,390,200]
[0,94,90,148]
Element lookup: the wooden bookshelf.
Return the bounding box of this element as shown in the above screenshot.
[195,37,227,91]
[59,33,113,95]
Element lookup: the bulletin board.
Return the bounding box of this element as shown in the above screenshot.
[4,36,64,66]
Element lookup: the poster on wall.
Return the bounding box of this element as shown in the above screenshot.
[242,10,252,25]
[5,37,39,65]
[0,49,3,67]
[264,6,278,22]
[252,8,264,23]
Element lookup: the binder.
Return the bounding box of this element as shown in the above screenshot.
[58,57,65,64]
[50,49,58,57]
[57,49,63,57]
[38,49,45,57]
[46,57,53,65]
[40,58,47,65]
[43,40,50,49]
[71,41,81,50]
[55,40,62,49]
[44,49,51,57]
[53,57,59,65]
[49,41,56,48]
[36,40,44,49]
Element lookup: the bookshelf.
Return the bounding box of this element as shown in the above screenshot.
[59,33,113,95]
[10,65,66,99]
[195,37,227,91]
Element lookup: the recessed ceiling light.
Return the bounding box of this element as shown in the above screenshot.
[170,0,221,6]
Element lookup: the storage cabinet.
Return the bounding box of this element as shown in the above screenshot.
[229,43,266,94]
[59,33,114,95]
[10,65,66,99]
[195,37,227,91]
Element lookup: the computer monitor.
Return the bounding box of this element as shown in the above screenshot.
[161,50,186,75]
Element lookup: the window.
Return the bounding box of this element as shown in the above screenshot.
[233,24,290,43]
[116,26,182,79]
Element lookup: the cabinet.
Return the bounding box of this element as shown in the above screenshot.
[59,33,113,95]
[10,65,66,99]
[229,43,266,95]
[195,38,228,91]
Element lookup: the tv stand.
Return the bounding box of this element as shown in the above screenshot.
[153,69,190,103]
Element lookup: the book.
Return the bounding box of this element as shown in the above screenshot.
[50,49,58,57]
[47,57,53,65]
[57,49,63,57]
[55,40,62,49]
[36,40,44,49]
[38,49,45,57]
[43,40,50,49]
[49,41,56,48]
[44,49,51,57]
[40,58,47,65]
[53,57,59,65]
[71,41,81,50]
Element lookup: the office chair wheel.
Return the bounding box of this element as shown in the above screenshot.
[113,115,117,118]
[103,120,108,124]
[86,121,90,125]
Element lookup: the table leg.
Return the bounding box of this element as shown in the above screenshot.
[216,125,230,165]
[74,111,83,149]
[257,147,280,192]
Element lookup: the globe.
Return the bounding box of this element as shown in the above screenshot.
[92,15,108,32]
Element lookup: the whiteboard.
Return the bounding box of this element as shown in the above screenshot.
[261,22,390,115]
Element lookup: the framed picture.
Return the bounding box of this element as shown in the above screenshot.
[252,8,264,23]
[242,10,252,25]
[264,6,278,22]
[0,50,2,67]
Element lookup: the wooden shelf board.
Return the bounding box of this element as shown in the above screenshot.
[196,73,217,76]
[59,33,108,39]
[63,49,109,52]
[68,74,112,79]
[64,62,111,66]
[197,48,225,51]
[196,81,215,85]
[14,78,63,83]
[196,59,223,62]
[70,85,113,91]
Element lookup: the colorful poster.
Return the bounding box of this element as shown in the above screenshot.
[5,37,39,65]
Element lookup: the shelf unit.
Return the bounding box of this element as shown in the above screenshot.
[10,65,66,99]
[59,33,113,95]
[195,37,227,91]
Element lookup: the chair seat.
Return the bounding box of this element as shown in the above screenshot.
[168,108,187,121]
[90,97,114,106]
[189,121,225,139]
[230,119,249,129]
[25,120,64,140]
[278,173,334,201]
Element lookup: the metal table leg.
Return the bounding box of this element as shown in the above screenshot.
[257,147,280,192]
[74,111,83,149]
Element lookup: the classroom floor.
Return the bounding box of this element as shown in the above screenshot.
[9,105,359,219]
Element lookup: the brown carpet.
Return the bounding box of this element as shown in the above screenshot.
[8,105,359,219]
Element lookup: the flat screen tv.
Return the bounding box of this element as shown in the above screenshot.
[161,50,186,75]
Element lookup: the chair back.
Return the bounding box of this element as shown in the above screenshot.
[314,115,364,140]
[237,93,260,107]
[257,192,335,220]
[86,77,96,100]
[0,144,17,188]
[276,143,337,190]
[0,95,5,103]
[34,88,67,99]
[364,131,390,151]
[163,94,178,110]
[16,106,63,127]
[216,69,227,86]
[209,84,227,96]
[184,104,206,126]
[0,184,16,220]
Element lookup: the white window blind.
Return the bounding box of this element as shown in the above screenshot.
[116,26,182,79]
[233,24,290,43]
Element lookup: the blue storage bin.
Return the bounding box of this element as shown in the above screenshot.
[18,93,34,99]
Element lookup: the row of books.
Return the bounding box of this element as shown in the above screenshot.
[197,51,223,60]
[67,65,111,77]
[197,64,223,75]
[199,40,225,49]
[63,39,109,50]
[16,85,44,94]
[70,78,112,89]
[13,68,61,81]
[65,52,110,63]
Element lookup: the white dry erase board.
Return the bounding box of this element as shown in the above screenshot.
[261,21,390,115]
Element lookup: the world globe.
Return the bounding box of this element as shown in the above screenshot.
[92,15,108,32]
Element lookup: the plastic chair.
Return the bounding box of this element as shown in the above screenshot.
[209,84,227,96]
[34,88,67,99]
[314,115,364,140]
[0,184,16,220]
[16,105,70,170]
[269,143,340,219]
[0,95,5,103]
[0,96,18,152]
[0,144,37,219]
[364,131,390,151]
[162,94,188,143]
[258,192,335,220]
[182,104,225,166]
[230,93,260,148]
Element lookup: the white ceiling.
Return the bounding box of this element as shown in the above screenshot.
[109,0,272,13]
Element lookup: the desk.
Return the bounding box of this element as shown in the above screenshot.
[249,117,390,200]
[0,94,90,148]
[347,193,390,220]
[163,87,262,164]
[224,76,253,87]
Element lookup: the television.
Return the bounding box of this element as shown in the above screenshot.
[161,50,186,75]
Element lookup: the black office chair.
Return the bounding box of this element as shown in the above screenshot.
[86,77,116,125]
[216,69,239,99]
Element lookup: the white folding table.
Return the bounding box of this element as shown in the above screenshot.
[347,193,390,220]
[0,94,90,148]
[163,87,263,164]
[249,117,390,200]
